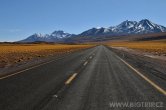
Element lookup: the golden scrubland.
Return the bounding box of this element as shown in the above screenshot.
[0,44,94,68]
[107,40,166,55]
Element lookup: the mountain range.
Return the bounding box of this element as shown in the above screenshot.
[20,31,74,42]
[20,19,166,42]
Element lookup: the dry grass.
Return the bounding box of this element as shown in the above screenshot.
[107,40,166,55]
[0,44,94,68]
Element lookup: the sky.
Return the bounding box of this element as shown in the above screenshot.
[0,0,166,41]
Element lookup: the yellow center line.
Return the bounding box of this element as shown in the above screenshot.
[116,56,166,96]
[83,61,88,66]
[0,59,55,80]
[65,73,78,85]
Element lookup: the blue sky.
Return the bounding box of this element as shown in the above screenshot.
[0,0,166,41]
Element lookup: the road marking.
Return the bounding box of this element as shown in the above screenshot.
[65,73,78,85]
[0,55,69,80]
[0,59,57,80]
[117,56,166,96]
[83,61,88,66]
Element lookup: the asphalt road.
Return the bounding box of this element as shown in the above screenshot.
[0,45,165,110]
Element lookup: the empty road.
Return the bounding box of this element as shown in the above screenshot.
[0,45,165,110]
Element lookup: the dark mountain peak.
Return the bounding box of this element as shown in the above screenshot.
[50,30,72,39]
[138,19,154,26]
[30,33,47,38]
[137,19,156,30]
[32,33,41,36]
[139,19,151,23]
[51,30,66,34]
[78,27,106,36]
[117,20,137,29]
[121,20,136,23]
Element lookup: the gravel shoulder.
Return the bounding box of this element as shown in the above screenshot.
[107,46,166,89]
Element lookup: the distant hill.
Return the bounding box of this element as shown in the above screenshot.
[78,19,166,37]
[20,31,74,42]
[19,19,166,43]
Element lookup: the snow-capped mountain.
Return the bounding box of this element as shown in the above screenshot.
[50,30,72,39]
[20,30,73,42]
[77,27,106,36]
[20,19,166,42]
[78,19,166,36]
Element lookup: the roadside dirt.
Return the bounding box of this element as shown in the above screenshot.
[107,46,166,89]
[111,47,166,61]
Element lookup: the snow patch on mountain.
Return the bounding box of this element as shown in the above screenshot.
[78,19,166,36]
[20,19,166,42]
[20,30,72,42]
